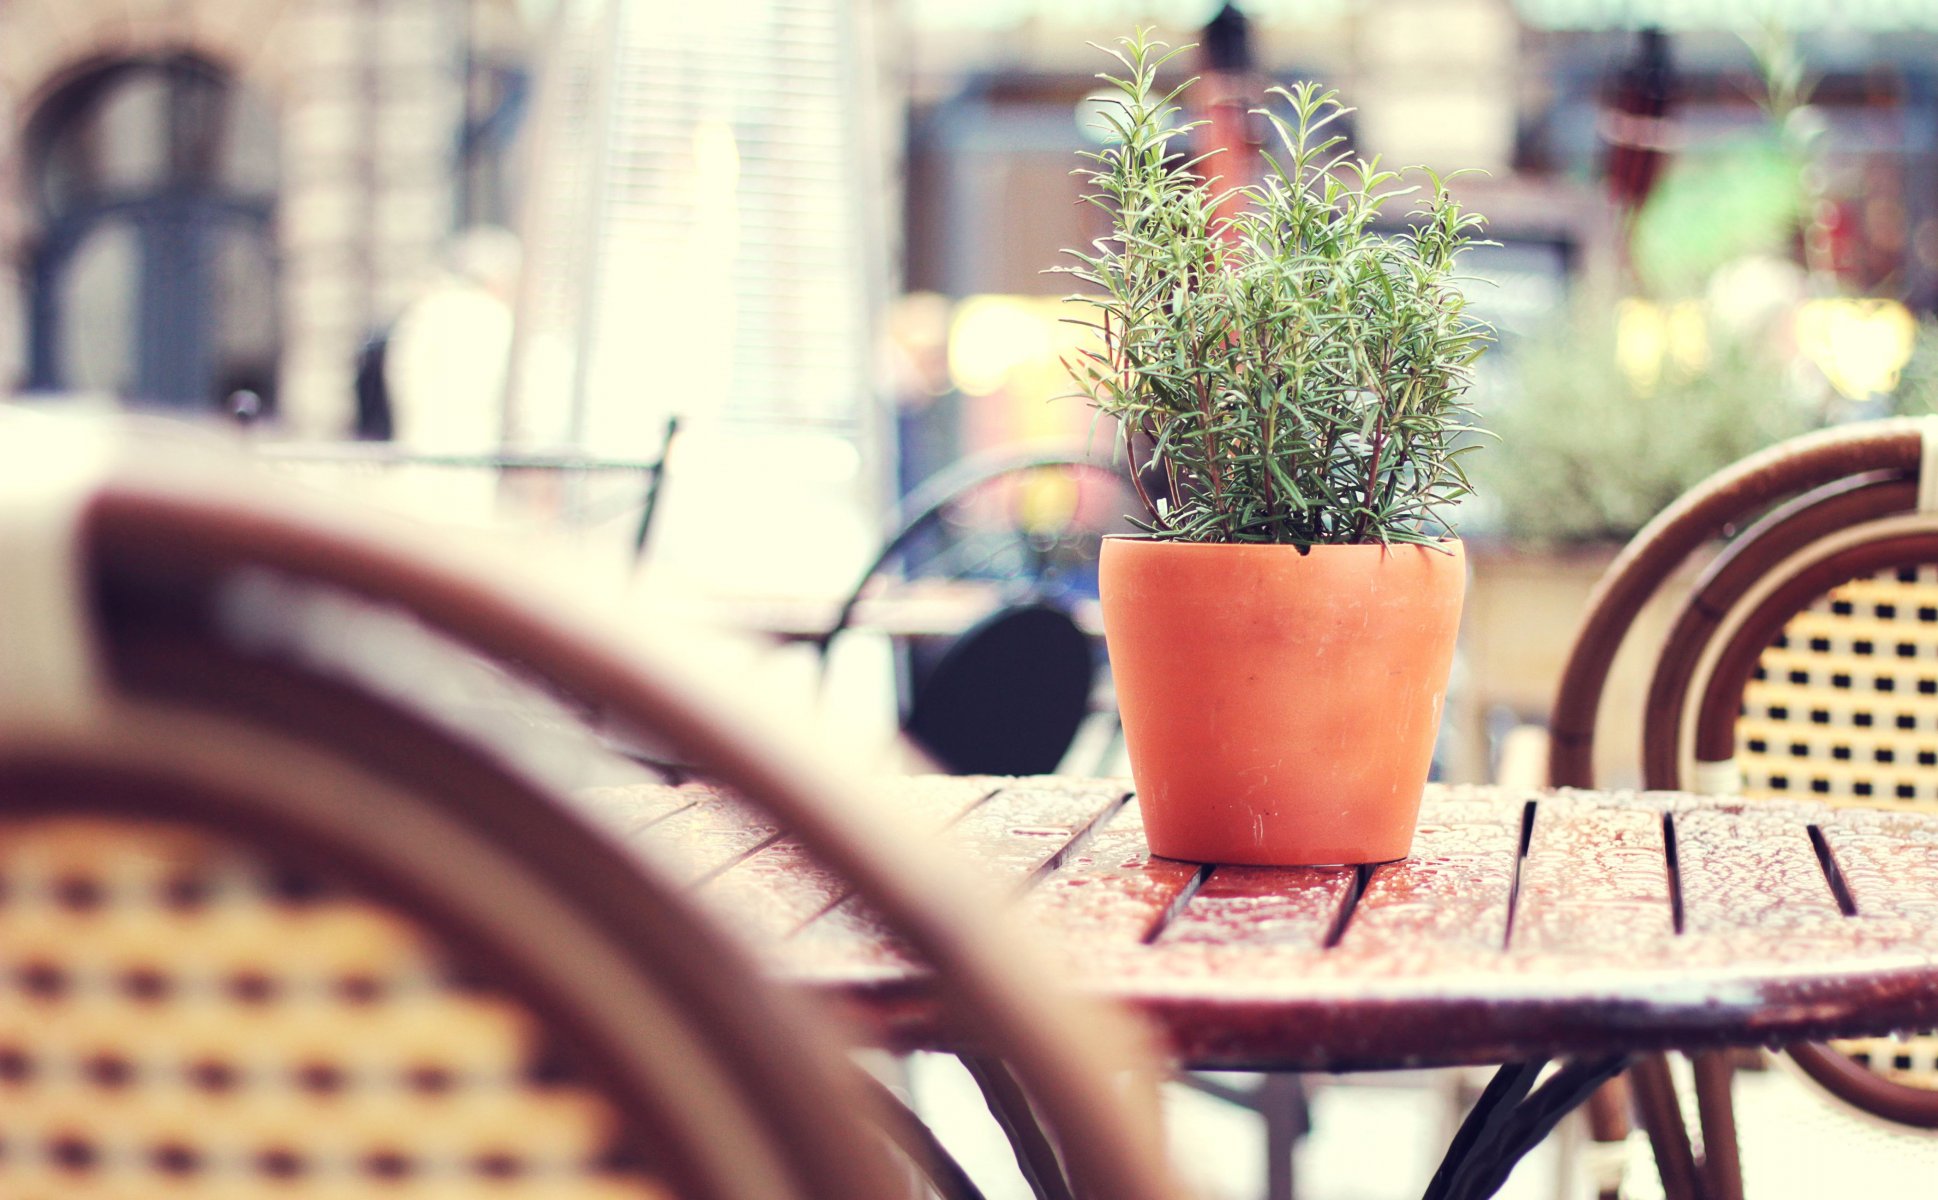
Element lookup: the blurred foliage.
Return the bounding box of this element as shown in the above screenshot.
[1474,29,1937,548]
[1630,27,1826,299]
[1474,305,1812,545]
[1629,137,1805,297]
[1887,319,1938,417]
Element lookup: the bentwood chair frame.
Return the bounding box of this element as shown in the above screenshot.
[818,446,1132,776]
[0,416,1185,1200]
[819,445,1132,655]
[1548,417,1938,1200]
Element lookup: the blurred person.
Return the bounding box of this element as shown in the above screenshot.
[384,225,521,452]
[1602,27,1674,214]
[351,226,520,528]
[352,328,395,441]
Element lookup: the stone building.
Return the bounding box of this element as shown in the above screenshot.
[0,0,530,435]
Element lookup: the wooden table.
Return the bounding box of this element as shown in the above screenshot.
[589,775,1938,1199]
[597,776,1938,1069]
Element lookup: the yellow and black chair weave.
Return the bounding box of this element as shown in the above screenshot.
[0,815,666,1198]
[1740,566,1938,808]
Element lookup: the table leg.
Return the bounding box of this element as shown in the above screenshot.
[1629,1054,1705,1200]
[859,1069,990,1200]
[961,1053,1077,1200]
[1174,1072,1311,1200]
[1258,1073,1310,1200]
[1422,1055,1630,1200]
[1582,1076,1632,1200]
[1424,1060,1546,1200]
[1691,1051,1743,1200]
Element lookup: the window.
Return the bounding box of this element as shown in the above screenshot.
[25,55,279,411]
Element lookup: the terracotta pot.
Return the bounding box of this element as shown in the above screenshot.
[1099,537,1466,865]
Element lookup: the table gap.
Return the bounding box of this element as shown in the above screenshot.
[784,781,1007,936]
[688,830,787,888]
[1321,862,1375,949]
[1140,862,1214,944]
[635,798,699,831]
[1663,811,1685,935]
[791,888,852,936]
[785,780,1122,945]
[952,784,1008,822]
[577,784,705,838]
[1499,798,1538,951]
[1806,823,1860,916]
[1026,791,1134,889]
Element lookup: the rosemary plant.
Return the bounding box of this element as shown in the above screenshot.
[1062,31,1491,547]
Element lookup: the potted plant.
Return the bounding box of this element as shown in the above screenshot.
[1063,32,1490,865]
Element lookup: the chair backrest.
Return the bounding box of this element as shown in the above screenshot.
[823,447,1130,775]
[0,416,1187,1200]
[824,447,1136,646]
[1550,419,1938,796]
[0,806,702,1196]
[1546,416,1938,1118]
[903,602,1096,775]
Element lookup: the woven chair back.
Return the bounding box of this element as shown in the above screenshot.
[1549,419,1938,1118]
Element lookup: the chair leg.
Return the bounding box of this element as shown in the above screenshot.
[1691,1051,1743,1200]
[1582,1076,1630,1200]
[1257,1073,1309,1200]
[1628,1055,1704,1200]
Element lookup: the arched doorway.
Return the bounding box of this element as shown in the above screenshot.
[24,53,279,411]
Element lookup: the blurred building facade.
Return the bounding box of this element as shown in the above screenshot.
[0,0,530,433]
[9,0,1938,500]
[0,0,896,601]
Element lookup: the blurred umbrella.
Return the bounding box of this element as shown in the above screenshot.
[1602,27,1674,211]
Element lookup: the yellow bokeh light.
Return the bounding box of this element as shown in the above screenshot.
[947,295,1058,396]
[1615,299,1708,392]
[1795,298,1917,401]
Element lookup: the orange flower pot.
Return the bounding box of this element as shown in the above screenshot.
[1099,537,1466,865]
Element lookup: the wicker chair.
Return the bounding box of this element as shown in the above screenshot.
[1547,417,1938,1200]
[0,415,1185,1200]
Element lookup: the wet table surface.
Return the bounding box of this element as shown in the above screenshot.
[586,777,1938,1072]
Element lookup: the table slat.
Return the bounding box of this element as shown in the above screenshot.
[1158,863,1353,948]
[1333,793,1524,958]
[938,781,1130,886]
[576,782,706,836]
[791,779,1126,966]
[1511,793,1675,954]
[696,840,851,939]
[1023,800,1208,947]
[636,789,781,888]
[698,776,1000,939]
[1815,807,1938,921]
[1672,800,1844,935]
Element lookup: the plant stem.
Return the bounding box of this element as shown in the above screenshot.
[1122,415,1161,525]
